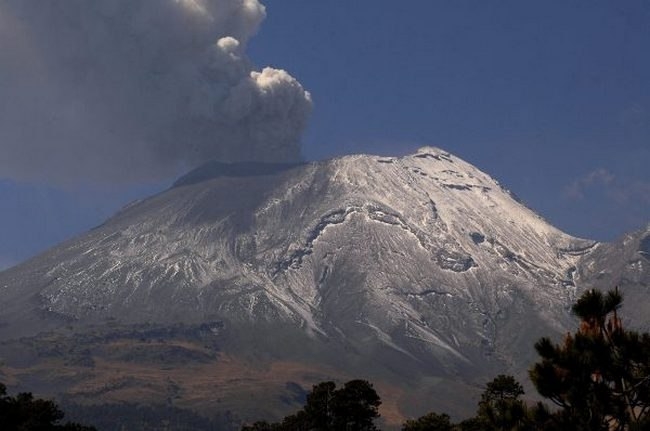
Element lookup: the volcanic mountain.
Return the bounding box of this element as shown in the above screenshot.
[0,147,647,428]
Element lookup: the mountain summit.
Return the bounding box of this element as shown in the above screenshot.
[0,147,646,425]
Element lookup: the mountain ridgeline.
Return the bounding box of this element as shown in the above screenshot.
[0,147,648,428]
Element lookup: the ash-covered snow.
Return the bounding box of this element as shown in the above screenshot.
[0,146,605,367]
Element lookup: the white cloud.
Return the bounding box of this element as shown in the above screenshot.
[0,0,312,184]
[564,168,615,200]
[565,168,650,205]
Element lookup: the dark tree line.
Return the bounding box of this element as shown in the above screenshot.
[245,288,650,431]
[242,380,381,431]
[401,374,529,431]
[0,383,96,430]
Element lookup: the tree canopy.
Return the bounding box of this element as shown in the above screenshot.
[242,379,381,431]
[402,412,453,431]
[477,374,528,430]
[530,287,650,430]
[0,383,96,430]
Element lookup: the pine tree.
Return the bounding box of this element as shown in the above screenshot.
[303,381,337,430]
[477,374,529,431]
[241,380,381,431]
[329,380,381,431]
[402,412,453,431]
[530,288,650,430]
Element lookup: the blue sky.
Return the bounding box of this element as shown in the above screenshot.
[1,1,649,269]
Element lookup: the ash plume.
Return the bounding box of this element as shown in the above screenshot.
[0,0,312,183]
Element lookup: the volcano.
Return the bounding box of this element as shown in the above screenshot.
[0,147,647,428]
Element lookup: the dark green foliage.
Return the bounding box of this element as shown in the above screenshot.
[303,381,337,430]
[530,288,650,430]
[241,420,279,431]
[481,375,524,402]
[0,382,96,430]
[330,380,382,431]
[404,375,530,431]
[455,416,485,431]
[278,410,310,431]
[524,403,556,431]
[242,380,381,431]
[477,374,529,430]
[402,412,453,431]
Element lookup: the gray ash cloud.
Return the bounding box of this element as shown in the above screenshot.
[0,0,312,183]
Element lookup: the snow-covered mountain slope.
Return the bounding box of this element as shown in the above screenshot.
[2,146,646,424]
[0,148,594,351]
[574,223,650,331]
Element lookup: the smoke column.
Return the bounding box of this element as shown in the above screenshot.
[0,0,312,183]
